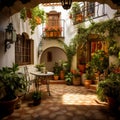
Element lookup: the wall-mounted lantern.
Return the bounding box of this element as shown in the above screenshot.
[5,23,16,52]
[61,0,72,10]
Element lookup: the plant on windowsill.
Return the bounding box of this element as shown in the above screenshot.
[20,5,46,34]
[44,26,62,38]
[44,26,62,32]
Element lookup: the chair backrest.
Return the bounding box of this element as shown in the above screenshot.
[24,66,30,81]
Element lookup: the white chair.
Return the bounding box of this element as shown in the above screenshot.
[23,66,34,92]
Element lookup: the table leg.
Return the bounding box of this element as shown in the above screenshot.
[46,76,51,96]
[35,76,41,91]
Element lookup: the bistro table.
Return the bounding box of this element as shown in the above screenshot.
[30,71,54,96]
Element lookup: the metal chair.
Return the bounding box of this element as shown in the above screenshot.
[23,65,34,92]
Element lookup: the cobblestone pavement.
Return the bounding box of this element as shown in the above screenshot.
[1,84,120,120]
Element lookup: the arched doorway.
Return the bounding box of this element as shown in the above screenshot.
[40,47,67,72]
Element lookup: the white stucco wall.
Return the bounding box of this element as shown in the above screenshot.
[0,2,119,70]
[0,12,42,68]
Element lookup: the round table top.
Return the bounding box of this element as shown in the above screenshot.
[30,71,54,76]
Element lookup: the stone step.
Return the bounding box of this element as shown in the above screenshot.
[90,84,97,90]
[88,84,97,92]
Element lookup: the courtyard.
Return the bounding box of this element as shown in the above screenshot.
[1,84,120,120]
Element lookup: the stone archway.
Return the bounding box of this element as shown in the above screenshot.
[40,47,67,72]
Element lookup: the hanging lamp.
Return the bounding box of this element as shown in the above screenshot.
[61,0,72,10]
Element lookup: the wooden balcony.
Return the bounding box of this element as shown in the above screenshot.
[42,19,65,39]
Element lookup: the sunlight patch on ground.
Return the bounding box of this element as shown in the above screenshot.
[62,93,98,105]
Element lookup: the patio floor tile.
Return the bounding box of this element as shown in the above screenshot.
[1,84,120,120]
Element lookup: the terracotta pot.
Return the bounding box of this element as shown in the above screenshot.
[106,97,119,111]
[73,77,81,86]
[0,97,18,116]
[84,79,92,89]
[33,99,41,106]
[60,70,64,80]
[78,64,86,72]
[54,75,59,80]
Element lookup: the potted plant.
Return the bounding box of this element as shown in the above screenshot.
[72,69,81,86]
[53,62,61,80]
[91,50,109,74]
[35,62,45,72]
[20,5,46,34]
[0,63,27,116]
[65,72,73,85]
[84,62,94,88]
[32,91,42,106]
[59,61,66,80]
[69,2,82,24]
[78,50,86,73]
[97,72,120,111]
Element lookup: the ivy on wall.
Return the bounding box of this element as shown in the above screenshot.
[72,19,120,56]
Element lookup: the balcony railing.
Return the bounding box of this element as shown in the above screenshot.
[72,3,107,25]
[42,19,65,39]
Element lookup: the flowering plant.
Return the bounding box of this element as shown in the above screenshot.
[71,69,80,77]
[44,26,62,32]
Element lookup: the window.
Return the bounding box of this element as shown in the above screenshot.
[45,11,62,38]
[15,32,34,65]
[87,2,95,17]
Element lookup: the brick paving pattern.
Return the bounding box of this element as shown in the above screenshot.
[1,84,120,120]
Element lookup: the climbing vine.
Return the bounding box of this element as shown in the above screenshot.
[72,19,120,56]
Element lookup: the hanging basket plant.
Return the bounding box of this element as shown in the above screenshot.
[20,5,46,34]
